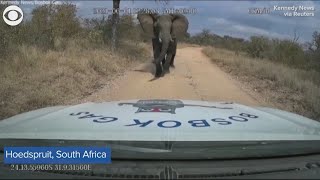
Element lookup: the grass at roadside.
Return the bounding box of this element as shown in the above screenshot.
[203,47,320,121]
[0,39,149,120]
[178,42,201,49]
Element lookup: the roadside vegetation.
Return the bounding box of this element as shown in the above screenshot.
[190,29,320,120]
[0,3,149,120]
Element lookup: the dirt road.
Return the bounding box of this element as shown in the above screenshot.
[80,47,262,106]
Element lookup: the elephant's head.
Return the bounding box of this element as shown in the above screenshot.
[137,13,189,77]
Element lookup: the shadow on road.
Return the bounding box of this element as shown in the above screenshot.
[133,62,156,75]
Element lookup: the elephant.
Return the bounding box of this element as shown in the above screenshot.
[137,13,189,78]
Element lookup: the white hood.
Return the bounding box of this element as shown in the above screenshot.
[0,99,320,141]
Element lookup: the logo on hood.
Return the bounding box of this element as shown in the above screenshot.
[118,100,233,114]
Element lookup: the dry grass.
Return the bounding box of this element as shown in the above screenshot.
[177,42,201,49]
[203,47,320,121]
[0,39,149,120]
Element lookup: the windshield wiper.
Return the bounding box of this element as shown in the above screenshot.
[111,144,172,153]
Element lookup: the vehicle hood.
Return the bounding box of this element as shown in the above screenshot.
[0,99,320,141]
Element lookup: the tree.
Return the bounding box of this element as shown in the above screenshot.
[30,3,80,49]
[292,28,300,43]
[306,31,320,68]
[311,31,320,51]
[111,0,120,51]
[246,36,270,58]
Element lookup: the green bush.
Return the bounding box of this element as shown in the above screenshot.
[184,28,319,72]
[3,3,83,52]
[306,31,320,71]
[244,36,314,70]
[83,16,112,44]
[0,2,147,59]
[270,39,305,68]
[186,29,248,53]
[246,36,270,58]
[29,3,81,49]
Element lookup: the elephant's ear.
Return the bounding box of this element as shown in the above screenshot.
[137,13,158,38]
[170,14,189,40]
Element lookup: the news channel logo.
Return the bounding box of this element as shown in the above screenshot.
[2,5,24,26]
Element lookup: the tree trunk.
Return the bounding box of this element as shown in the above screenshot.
[111,0,120,52]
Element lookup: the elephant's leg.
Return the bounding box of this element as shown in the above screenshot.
[162,40,176,75]
[169,39,177,68]
[170,54,176,68]
[162,39,177,73]
[152,38,162,77]
[163,54,173,75]
[152,38,166,67]
[155,61,162,77]
[160,47,166,66]
[152,38,161,63]
[152,38,164,77]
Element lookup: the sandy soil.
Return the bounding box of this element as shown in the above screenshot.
[79,47,265,106]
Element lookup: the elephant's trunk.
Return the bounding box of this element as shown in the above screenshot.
[154,34,171,77]
[159,38,170,61]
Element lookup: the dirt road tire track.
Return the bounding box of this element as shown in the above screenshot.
[79,47,264,106]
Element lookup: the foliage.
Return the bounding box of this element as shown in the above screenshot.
[244,36,317,70]
[0,3,81,56]
[185,28,320,72]
[0,3,149,120]
[185,29,248,52]
[246,36,270,58]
